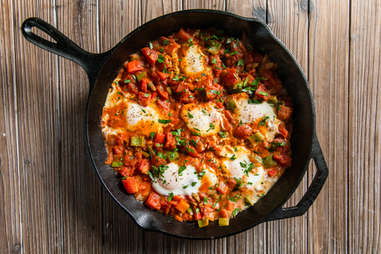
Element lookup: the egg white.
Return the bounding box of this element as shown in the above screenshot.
[180,44,210,76]
[181,102,222,136]
[152,162,201,196]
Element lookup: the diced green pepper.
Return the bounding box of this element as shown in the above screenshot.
[111,161,123,167]
[268,96,278,104]
[197,218,209,228]
[218,218,230,226]
[225,99,237,110]
[141,151,150,158]
[263,155,277,167]
[148,82,156,91]
[130,136,145,146]
[166,151,179,161]
[252,132,265,142]
[245,196,255,206]
[207,42,221,55]
[233,81,243,91]
[136,71,147,82]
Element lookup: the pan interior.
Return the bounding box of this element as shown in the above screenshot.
[86,10,314,238]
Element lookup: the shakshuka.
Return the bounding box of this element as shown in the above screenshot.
[101,28,293,227]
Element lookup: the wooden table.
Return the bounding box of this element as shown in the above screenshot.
[1,0,380,253]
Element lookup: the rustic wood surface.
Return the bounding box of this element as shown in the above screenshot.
[0,0,380,253]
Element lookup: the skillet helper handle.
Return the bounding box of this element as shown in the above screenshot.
[266,135,328,221]
[21,17,107,84]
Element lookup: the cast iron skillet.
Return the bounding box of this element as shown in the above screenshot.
[21,9,328,239]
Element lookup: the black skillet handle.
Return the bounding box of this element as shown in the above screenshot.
[265,134,328,221]
[21,17,111,86]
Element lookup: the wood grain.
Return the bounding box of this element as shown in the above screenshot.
[56,0,103,253]
[348,0,381,252]
[10,0,63,252]
[0,1,21,253]
[308,0,350,252]
[0,0,380,252]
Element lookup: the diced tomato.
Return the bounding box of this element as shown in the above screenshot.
[155,132,165,143]
[219,209,230,218]
[138,181,151,200]
[216,182,228,194]
[186,146,199,157]
[141,47,158,65]
[191,136,205,153]
[138,159,150,174]
[165,132,176,149]
[220,68,240,88]
[140,78,151,93]
[145,191,162,210]
[194,208,202,220]
[127,82,139,94]
[138,92,151,106]
[226,201,235,211]
[180,89,195,103]
[119,166,134,177]
[122,177,138,194]
[255,84,270,101]
[278,124,289,138]
[157,71,169,80]
[267,168,278,177]
[277,105,293,121]
[157,85,169,100]
[177,28,192,41]
[112,145,124,156]
[273,153,292,167]
[175,199,190,213]
[234,124,253,139]
[127,60,144,73]
[156,99,170,111]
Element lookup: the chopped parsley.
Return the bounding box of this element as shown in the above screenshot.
[211,58,217,64]
[258,116,270,126]
[168,192,174,201]
[158,119,171,124]
[237,59,244,66]
[178,165,186,176]
[240,160,254,175]
[157,54,165,63]
[187,112,194,118]
[191,181,197,187]
[162,39,169,45]
[218,131,227,138]
[232,208,240,217]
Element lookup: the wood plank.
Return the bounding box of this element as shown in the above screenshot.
[0,1,22,253]
[11,0,63,252]
[266,0,309,253]
[55,0,103,253]
[99,1,144,253]
[348,0,381,252]
[226,1,267,253]
[308,0,350,252]
[183,0,225,9]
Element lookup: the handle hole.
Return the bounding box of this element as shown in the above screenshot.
[282,159,314,208]
[31,26,57,43]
